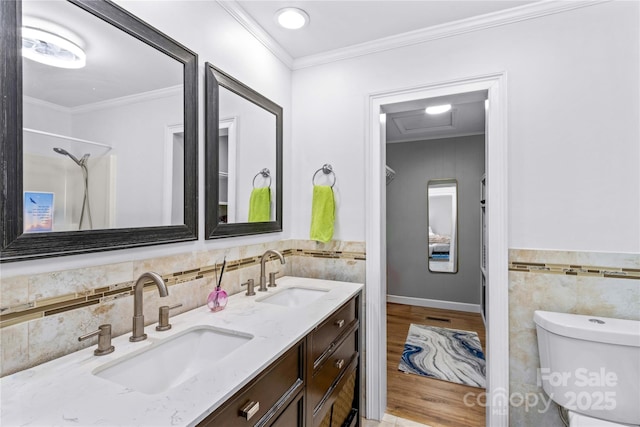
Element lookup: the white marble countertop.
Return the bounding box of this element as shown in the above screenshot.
[1,277,363,427]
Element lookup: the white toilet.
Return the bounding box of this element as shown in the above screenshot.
[534,311,640,427]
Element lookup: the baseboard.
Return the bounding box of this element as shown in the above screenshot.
[386,294,481,313]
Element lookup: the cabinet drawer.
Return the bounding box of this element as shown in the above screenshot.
[309,329,357,412]
[198,341,304,427]
[311,299,357,365]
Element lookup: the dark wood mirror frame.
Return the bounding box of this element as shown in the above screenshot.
[0,0,198,262]
[205,63,283,239]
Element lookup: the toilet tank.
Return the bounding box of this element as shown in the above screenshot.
[534,311,640,425]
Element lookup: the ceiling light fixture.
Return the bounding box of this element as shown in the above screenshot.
[275,8,309,30]
[425,104,452,115]
[21,27,86,69]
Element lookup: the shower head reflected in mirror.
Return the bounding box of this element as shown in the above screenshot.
[53,147,89,167]
[52,147,93,230]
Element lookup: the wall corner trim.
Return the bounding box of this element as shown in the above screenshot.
[216,0,294,69]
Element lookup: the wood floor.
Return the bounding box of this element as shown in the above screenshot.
[386,303,487,427]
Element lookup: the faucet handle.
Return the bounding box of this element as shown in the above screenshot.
[79,324,115,356]
[268,271,279,287]
[242,279,256,296]
[156,304,182,331]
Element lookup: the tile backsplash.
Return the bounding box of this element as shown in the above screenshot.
[508,249,639,426]
[2,242,637,427]
[0,239,366,376]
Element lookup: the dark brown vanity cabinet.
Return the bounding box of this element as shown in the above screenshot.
[197,293,360,427]
[306,297,360,427]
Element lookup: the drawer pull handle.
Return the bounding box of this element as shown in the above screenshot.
[334,319,345,328]
[240,400,260,420]
[334,359,345,369]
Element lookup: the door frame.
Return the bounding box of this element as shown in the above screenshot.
[163,123,184,225]
[364,71,509,426]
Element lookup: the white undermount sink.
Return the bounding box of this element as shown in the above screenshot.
[258,287,329,307]
[93,325,253,394]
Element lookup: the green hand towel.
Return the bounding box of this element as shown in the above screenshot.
[310,185,335,243]
[248,187,271,222]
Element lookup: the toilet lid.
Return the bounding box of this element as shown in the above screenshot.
[568,410,637,427]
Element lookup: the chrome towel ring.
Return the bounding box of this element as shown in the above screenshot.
[312,164,336,188]
[252,168,271,188]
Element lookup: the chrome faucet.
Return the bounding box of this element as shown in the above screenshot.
[259,249,285,292]
[130,272,168,342]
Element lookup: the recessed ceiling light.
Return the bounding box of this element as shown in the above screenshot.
[275,8,309,30]
[21,27,86,69]
[425,104,452,115]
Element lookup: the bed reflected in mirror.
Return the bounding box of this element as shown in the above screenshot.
[427,179,458,273]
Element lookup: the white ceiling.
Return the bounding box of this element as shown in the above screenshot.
[22,0,532,136]
[232,0,534,142]
[235,0,537,59]
[22,0,182,109]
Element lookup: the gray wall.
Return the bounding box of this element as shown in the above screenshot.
[386,134,485,305]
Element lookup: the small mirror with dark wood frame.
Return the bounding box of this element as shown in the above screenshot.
[205,63,283,239]
[0,0,198,262]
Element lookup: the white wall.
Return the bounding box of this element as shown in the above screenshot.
[73,93,182,228]
[291,1,640,253]
[2,0,292,276]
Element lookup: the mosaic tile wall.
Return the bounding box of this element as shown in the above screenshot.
[508,249,640,426]
[0,239,366,377]
[5,240,636,427]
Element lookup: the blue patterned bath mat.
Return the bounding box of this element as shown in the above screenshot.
[398,324,486,388]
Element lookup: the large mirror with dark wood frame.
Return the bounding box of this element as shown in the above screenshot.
[0,0,198,262]
[205,63,283,239]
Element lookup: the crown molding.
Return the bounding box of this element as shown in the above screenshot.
[293,0,611,69]
[23,96,73,114]
[70,85,183,114]
[25,85,182,118]
[218,0,608,71]
[216,1,294,69]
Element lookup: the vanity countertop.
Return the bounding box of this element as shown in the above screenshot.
[0,277,363,427]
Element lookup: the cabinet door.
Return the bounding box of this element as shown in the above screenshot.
[330,370,356,427]
[269,391,304,427]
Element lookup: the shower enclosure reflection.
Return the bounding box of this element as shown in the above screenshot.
[427,179,458,273]
[21,0,184,233]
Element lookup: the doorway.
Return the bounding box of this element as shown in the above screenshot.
[365,72,509,426]
[384,92,486,425]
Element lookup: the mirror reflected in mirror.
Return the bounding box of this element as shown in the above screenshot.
[217,85,276,224]
[427,179,458,273]
[205,63,283,239]
[1,0,198,261]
